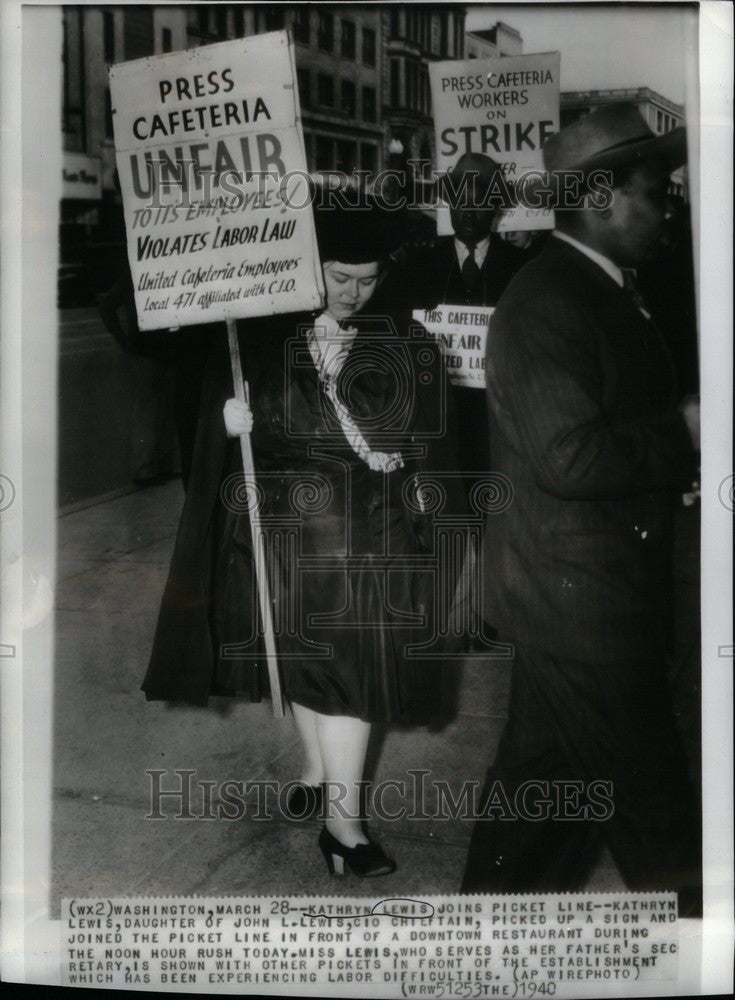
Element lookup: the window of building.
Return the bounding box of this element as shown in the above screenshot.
[62,15,70,124]
[62,9,87,151]
[216,7,228,37]
[341,79,356,117]
[390,58,401,106]
[406,59,418,110]
[439,12,448,56]
[234,7,245,36]
[293,9,309,44]
[161,27,172,53]
[297,68,311,109]
[454,14,464,57]
[336,140,357,174]
[197,7,210,37]
[362,86,376,123]
[656,109,663,132]
[103,11,115,63]
[318,12,333,51]
[362,27,376,66]
[390,10,401,39]
[317,73,334,107]
[430,13,440,55]
[104,87,114,138]
[316,135,333,171]
[341,19,355,59]
[265,9,285,31]
[361,143,377,176]
[302,132,314,172]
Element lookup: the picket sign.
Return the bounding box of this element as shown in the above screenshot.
[413,305,495,389]
[110,30,328,716]
[428,51,560,234]
[109,30,323,329]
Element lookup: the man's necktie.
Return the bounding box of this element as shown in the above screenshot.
[461,245,481,294]
[622,267,652,320]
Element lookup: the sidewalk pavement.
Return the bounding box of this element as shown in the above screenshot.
[52,480,625,912]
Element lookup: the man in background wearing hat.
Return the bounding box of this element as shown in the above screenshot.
[382,153,526,483]
[461,105,701,914]
[421,151,525,309]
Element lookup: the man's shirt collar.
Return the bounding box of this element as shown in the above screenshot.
[553,231,624,288]
[455,235,490,270]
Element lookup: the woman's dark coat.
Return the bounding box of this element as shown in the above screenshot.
[142,306,467,719]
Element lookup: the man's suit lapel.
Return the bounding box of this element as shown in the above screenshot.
[547,237,648,332]
[444,236,520,307]
[440,239,463,304]
[546,237,678,410]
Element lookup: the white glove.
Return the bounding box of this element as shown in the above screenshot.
[223,398,254,438]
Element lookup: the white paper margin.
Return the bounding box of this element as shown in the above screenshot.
[1,0,733,993]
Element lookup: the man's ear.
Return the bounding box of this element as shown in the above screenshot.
[584,188,614,215]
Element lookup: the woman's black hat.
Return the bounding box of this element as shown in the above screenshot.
[313,197,401,264]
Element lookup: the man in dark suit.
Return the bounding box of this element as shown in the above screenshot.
[413,152,525,310]
[460,104,701,914]
[383,153,526,481]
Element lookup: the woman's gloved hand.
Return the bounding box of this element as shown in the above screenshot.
[223,398,254,438]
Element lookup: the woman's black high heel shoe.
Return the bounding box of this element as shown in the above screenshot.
[319,826,396,877]
[285,783,324,819]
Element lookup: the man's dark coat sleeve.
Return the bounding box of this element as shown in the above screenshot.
[489,286,694,500]
[482,238,696,665]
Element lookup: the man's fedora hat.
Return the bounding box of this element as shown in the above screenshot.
[443,152,511,211]
[543,102,687,174]
[448,152,503,189]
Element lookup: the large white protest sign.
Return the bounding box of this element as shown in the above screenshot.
[429,51,560,234]
[110,31,324,330]
[414,304,494,388]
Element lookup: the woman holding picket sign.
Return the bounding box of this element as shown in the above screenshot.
[143,198,466,878]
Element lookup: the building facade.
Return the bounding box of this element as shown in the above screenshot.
[59,6,687,303]
[60,4,471,198]
[59,3,468,301]
[381,5,466,168]
[561,86,688,197]
[184,4,387,176]
[465,22,523,61]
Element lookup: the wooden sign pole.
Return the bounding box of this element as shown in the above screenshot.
[226,320,284,719]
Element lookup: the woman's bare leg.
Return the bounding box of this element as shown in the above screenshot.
[315,713,371,848]
[291,702,325,787]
